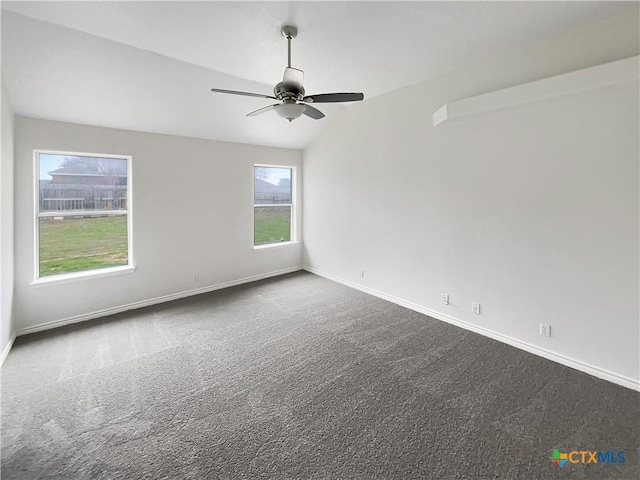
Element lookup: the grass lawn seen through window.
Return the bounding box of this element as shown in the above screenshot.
[254,207,291,246]
[38,215,128,277]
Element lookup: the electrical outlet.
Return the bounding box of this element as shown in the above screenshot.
[472,302,481,315]
[540,323,551,337]
[360,270,365,279]
[441,293,449,305]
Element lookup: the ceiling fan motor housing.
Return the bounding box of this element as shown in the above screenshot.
[274,82,305,100]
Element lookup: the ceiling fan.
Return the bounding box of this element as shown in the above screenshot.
[210,25,364,122]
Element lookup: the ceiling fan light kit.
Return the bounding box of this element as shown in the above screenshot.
[210,25,364,122]
[276,102,306,121]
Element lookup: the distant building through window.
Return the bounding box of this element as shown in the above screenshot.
[35,151,131,278]
[254,166,294,246]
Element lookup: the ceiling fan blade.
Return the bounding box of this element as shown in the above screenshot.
[303,93,364,103]
[246,104,280,117]
[283,67,304,89]
[302,104,325,120]
[211,88,277,100]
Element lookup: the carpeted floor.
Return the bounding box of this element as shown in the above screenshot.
[1,271,638,479]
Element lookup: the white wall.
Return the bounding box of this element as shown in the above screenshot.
[303,13,640,388]
[1,75,16,361]
[14,117,302,333]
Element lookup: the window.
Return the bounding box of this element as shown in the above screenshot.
[254,166,294,247]
[35,151,132,280]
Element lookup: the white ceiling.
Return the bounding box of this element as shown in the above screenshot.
[2,1,636,149]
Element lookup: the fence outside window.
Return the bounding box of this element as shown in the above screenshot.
[39,184,128,211]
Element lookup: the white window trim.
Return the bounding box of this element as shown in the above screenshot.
[30,265,136,287]
[253,241,299,251]
[253,164,297,250]
[33,149,134,285]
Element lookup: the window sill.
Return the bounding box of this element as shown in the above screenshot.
[31,265,136,287]
[253,241,300,252]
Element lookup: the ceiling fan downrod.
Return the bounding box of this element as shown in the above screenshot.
[281,25,297,68]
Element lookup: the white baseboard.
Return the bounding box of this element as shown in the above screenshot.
[17,267,302,337]
[304,266,640,392]
[0,333,16,367]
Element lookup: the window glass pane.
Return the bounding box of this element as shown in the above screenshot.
[38,215,128,277]
[39,154,127,212]
[254,167,291,204]
[37,152,130,278]
[254,206,291,246]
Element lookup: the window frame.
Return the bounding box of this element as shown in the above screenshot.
[253,164,297,250]
[32,149,134,285]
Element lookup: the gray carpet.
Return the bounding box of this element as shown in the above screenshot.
[1,271,638,479]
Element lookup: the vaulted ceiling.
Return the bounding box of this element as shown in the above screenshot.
[2,1,636,149]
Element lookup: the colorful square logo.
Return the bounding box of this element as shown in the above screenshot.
[550,449,569,468]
